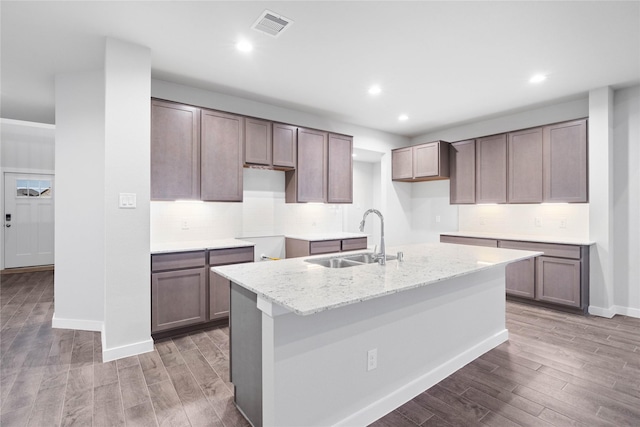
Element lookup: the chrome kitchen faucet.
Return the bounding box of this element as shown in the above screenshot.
[359,209,386,265]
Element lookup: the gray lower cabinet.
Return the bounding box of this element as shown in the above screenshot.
[536,256,581,307]
[208,246,254,321]
[151,251,207,333]
[441,235,588,311]
[285,237,367,258]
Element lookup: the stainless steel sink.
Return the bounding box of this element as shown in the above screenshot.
[305,252,397,268]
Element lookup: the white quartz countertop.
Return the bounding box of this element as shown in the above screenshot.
[150,239,255,254]
[441,231,595,246]
[284,232,367,241]
[212,242,540,316]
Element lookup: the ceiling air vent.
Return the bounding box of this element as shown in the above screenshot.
[251,10,293,38]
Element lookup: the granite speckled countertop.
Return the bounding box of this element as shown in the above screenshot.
[212,242,540,316]
[150,239,255,254]
[284,232,368,241]
[440,231,595,246]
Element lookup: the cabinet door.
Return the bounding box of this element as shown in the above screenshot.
[476,134,507,203]
[151,100,200,200]
[504,258,536,299]
[210,271,231,321]
[201,109,244,201]
[244,118,272,166]
[296,128,328,202]
[413,143,439,178]
[508,127,543,203]
[152,267,206,332]
[536,256,581,307]
[327,133,353,203]
[273,123,297,169]
[543,119,588,203]
[392,147,413,180]
[449,140,476,204]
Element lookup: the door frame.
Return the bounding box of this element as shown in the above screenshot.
[1,167,55,270]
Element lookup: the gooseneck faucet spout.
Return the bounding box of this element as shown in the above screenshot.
[359,209,386,265]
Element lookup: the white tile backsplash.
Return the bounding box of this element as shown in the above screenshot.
[150,169,344,245]
[458,203,589,239]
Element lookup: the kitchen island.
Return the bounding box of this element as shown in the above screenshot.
[212,242,540,427]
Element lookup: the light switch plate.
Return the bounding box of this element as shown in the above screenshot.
[119,193,136,209]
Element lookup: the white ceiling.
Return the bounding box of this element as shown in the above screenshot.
[1,1,639,137]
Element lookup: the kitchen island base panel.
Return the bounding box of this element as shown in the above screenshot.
[231,267,508,427]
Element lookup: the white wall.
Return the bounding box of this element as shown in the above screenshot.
[102,38,153,360]
[53,70,106,331]
[612,85,640,317]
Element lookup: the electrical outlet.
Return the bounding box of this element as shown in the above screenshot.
[436,215,441,223]
[560,218,567,229]
[367,348,377,371]
[535,217,542,227]
[181,219,189,230]
[479,217,485,225]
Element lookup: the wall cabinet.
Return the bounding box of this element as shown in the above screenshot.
[392,141,449,182]
[449,140,476,204]
[285,130,353,203]
[508,127,543,203]
[285,237,367,258]
[441,235,589,312]
[244,120,297,170]
[151,251,207,333]
[476,134,507,204]
[201,109,244,202]
[151,100,201,200]
[543,119,588,203]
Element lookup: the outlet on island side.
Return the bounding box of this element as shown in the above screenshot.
[367,348,378,371]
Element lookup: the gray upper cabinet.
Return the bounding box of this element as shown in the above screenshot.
[327,133,353,203]
[286,128,328,203]
[449,140,476,204]
[244,118,272,166]
[392,141,449,182]
[543,119,588,203]
[272,123,297,169]
[201,109,244,202]
[476,134,507,204]
[391,147,413,180]
[151,99,201,200]
[508,127,543,203]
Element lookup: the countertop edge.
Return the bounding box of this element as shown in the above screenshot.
[440,232,595,246]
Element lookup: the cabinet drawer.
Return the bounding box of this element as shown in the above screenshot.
[309,240,342,255]
[440,236,498,247]
[152,251,206,272]
[209,246,254,266]
[341,238,367,252]
[498,241,580,259]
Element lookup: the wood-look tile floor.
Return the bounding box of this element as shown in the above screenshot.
[1,271,639,426]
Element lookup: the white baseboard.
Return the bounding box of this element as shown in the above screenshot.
[589,305,640,319]
[335,329,509,427]
[102,338,154,363]
[52,313,103,332]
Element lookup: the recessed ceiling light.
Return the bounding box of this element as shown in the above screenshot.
[236,40,253,53]
[529,74,547,84]
[398,114,409,121]
[368,85,381,95]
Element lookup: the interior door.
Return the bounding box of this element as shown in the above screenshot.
[3,173,55,268]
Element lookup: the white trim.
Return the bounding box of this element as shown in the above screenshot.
[1,167,55,175]
[334,329,509,427]
[102,338,154,362]
[52,313,103,332]
[0,118,55,129]
[588,304,640,319]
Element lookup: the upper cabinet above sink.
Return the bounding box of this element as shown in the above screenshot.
[391,140,450,182]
